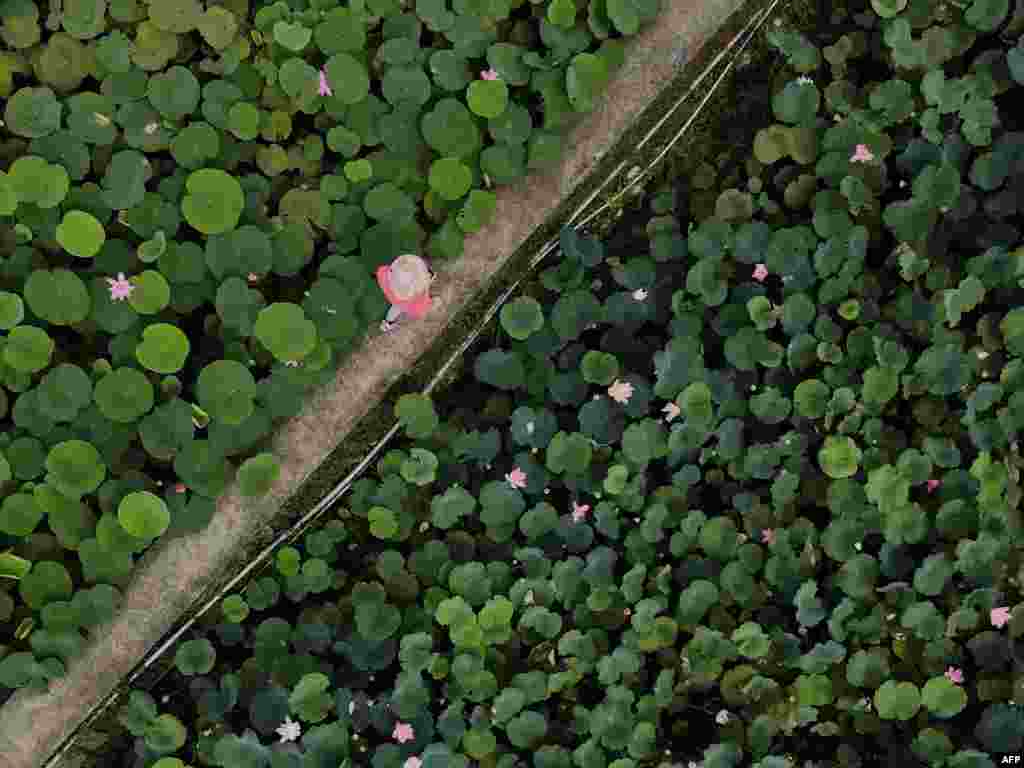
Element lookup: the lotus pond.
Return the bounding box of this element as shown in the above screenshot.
[11,0,1024,766]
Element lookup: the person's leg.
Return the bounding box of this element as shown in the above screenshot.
[381,304,405,332]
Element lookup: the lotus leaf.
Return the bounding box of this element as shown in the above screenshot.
[605,0,658,35]
[19,561,73,610]
[429,157,472,202]
[147,65,200,120]
[117,491,170,539]
[238,453,281,497]
[195,359,257,425]
[818,435,862,479]
[500,297,545,341]
[8,155,69,208]
[4,325,54,373]
[4,86,62,137]
[566,53,608,113]
[921,675,968,718]
[180,168,245,235]
[175,637,216,676]
[131,324,188,375]
[873,680,921,720]
[23,268,91,325]
[422,98,481,157]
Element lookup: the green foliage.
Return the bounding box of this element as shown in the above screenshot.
[5,9,1023,768]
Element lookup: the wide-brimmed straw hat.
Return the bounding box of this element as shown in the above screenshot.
[387,254,432,301]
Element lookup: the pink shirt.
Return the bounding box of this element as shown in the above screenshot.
[376,265,433,319]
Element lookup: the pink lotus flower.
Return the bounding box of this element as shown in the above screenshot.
[392,722,415,744]
[506,467,527,489]
[106,272,134,301]
[404,758,423,768]
[944,667,964,685]
[761,528,776,546]
[318,68,332,97]
[608,379,634,404]
[481,68,499,80]
[752,263,769,282]
[662,402,681,422]
[850,143,875,163]
[572,500,591,523]
[926,479,941,493]
[174,482,187,494]
[991,606,1012,628]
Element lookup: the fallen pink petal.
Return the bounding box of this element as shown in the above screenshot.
[926,478,941,493]
[944,667,964,685]
[392,722,415,744]
[506,466,527,489]
[404,758,423,768]
[572,501,591,523]
[761,528,776,546]
[752,263,769,282]
[608,379,634,404]
[850,143,875,163]
[106,272,134,301]
[318,68,333,97]
[991,606,1012,628]
[481,68,500,80]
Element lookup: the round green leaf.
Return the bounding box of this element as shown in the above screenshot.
[94,367,155,422]
[566,53,609,113]
[174,638,216,676]
[45,440,106,498]
[195,359,257,425]
[63,0,107,38]
[4,87,62,138]
[238,452,281,497]
[3,325,54,373]
[181,168,245,235]
[127,270,171,314]
[467,79,508,119]
[0,291,25,330]
[136,323,190,373]
[273,20,311,51]
[500,296,544,340]
[19,561,73,610]
[57,210,106,258]
[8,156,69,207]
[118,491,170,539]
[429,157,472,201]
[0,493,45,536]
[227,102,260,141]
[921,676,968,718]
[325,53,370,104]
[144,714,187,753]
[874,680,921,721]
[457,189,497,233]
[818,435,862,479]
[147,66,201,120]
[254,302,318,362]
